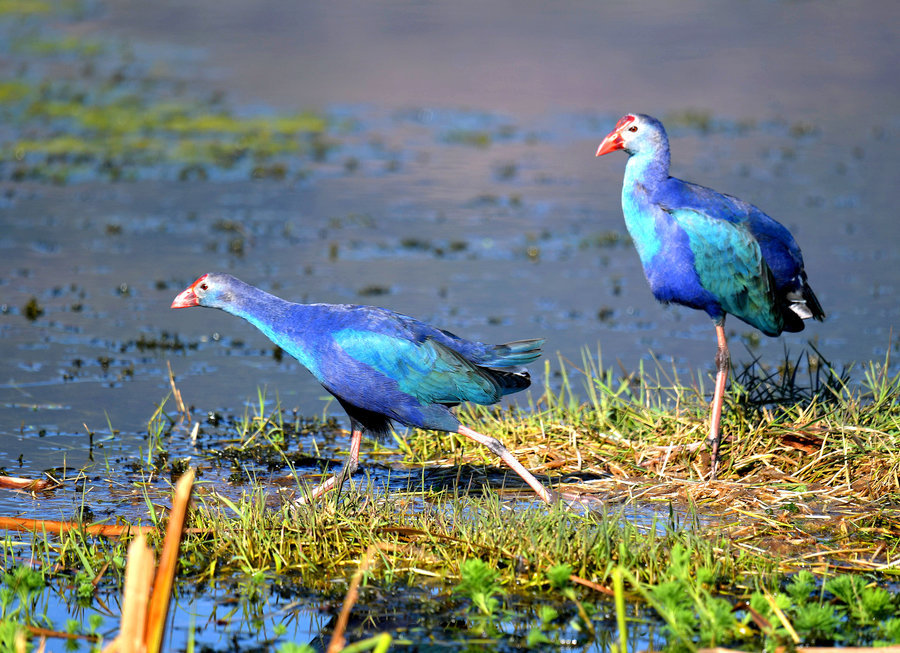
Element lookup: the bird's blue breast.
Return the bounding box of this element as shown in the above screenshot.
[244,306,322,378]
[623,182,724,319]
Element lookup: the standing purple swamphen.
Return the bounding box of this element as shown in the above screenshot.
[171,273,554,504]
[596,114,824,478]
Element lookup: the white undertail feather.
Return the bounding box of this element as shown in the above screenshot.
[786,291,815,320]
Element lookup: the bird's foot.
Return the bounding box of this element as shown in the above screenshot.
[288,493,311,509]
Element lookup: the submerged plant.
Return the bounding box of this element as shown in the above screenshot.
[454,558,502,617]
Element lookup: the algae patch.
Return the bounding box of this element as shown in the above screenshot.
[0,13,331,184]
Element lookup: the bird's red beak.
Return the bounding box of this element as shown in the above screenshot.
[595,129,624,157]
[170,275,206,309]
[596,115,636,156]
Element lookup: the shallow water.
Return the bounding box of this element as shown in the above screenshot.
[0,1,898,649]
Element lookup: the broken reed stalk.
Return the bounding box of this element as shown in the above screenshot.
[0,474,57,492]
[167,359,190,421]
[326,544,383,653]
[146,468,195,653]
[113,532,155,653]
[16,631,44,653]
[0,517,156,537]
[104,469,195,653]
[613,567,627,653]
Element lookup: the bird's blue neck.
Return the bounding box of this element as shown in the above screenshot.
[619,145,671,267]
[217,280,287,325]
[623,145,670,189]
[217,280,323,376]
[216,281,301,347]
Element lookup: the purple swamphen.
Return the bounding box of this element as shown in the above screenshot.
[596,114,824,478]
[171,273,554,504]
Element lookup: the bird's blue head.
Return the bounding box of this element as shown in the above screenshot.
[171,273,239,310]
[596,113,668,158]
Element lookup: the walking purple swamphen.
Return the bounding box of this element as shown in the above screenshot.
[596,113,824,478]
[171,273,554,504]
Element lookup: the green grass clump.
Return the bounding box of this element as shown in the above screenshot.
[165,483,899,649]
[0,0,51,15]
[400,348,900,505]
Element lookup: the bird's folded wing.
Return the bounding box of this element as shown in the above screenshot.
[666,207,781,335]
[333,329,501,405]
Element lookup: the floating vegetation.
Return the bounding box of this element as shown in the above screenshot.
[442,129,493,148]
[124,332,190,353]
[579,230,626,249]
[494,161,518,180]
[357,285,391,297]
[0,7,331,184]
[2,89,330,182]
[21,296,43,321]
[665,108,715,134]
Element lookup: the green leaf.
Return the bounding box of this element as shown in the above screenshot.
[454,559,502,616]
[786,570,817,604]
[539,605,559,624]
[792,603,841,644]
[526,628,553,646]
[545,564,573,590]
[877,617,900,643]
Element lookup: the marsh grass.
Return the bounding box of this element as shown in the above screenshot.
[5,348,900,650]
[404,348,900,511]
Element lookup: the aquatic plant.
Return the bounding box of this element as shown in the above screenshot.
[0,9,332,185]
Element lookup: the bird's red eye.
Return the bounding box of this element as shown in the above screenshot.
[628,126,638,133]
[199,283,208,291]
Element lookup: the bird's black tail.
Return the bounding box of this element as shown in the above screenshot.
[486,367,532,395]
[802,284,825,321]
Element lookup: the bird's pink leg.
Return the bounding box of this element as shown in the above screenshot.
[707,322,730,480]
[457,424,556,504]
[295,429,363,505]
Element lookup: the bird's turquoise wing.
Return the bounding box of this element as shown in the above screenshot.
[667,208,782,335]
[332,329,501,405]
